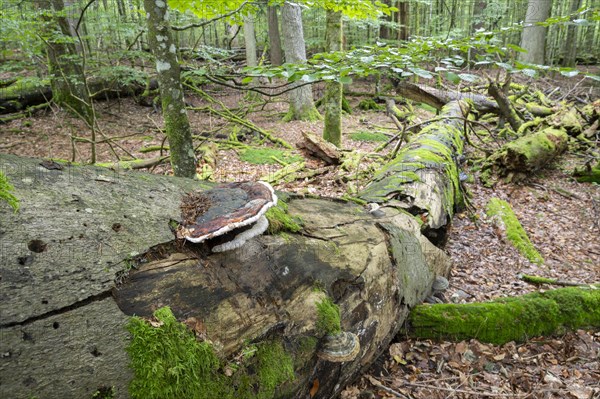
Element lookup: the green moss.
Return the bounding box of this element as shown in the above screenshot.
[357,99,384,111]
[126,307,295,399]
[519,274,557,285]
[486,198,543,265]
[265,201,302,234]
[315,296,342,336]
[0,171,19,213]
[240,148,303,165]
[349,131,389,142]
[408,287,600,345]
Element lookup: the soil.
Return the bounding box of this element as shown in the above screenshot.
[0,76,598,399]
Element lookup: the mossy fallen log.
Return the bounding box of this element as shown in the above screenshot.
[0,153,450,399]
[573,161,600,183]
[359,101,469,245]
[406,287,600,345]
[482,127,568,183]
[0,75,157,115]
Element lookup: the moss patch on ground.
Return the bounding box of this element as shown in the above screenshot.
[349,131,389,142]
[407,287,600,345]
[486,198,544,265]
[265,200,302,234]
[0,171,19,212]
[315,296,342,336]
[240,147,303,165]
[126,307,295,399]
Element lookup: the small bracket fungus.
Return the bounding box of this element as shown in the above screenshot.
[425,276,450,304]
[177,181,277,252]
[317,331,361,363]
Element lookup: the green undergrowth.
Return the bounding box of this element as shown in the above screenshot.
[126,307,295,399]
[357,98,384,111]
[408,287,600,345]
[265,200,302,234]
[486,198,544,265]
[315,296,342,336]
[349,130,389,142]
[0,171,19,212]
[240,147,303,165]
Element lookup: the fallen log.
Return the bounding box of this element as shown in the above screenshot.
[360,100,469,245]
[395,81,499,115]
[0,75,158,114]
[405,286,600,345]
[482,127,569,184]
[298,130,341,165]
[0,154,450,399]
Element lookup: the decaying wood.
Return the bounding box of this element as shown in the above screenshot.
[484,127,569,182]
[360,100,469,245]
[487,81,522,132]
[395,81,499,114]
[406,286,600,345]
[0,154,450,399]
[298,130,341,165]
[0,77,158,115]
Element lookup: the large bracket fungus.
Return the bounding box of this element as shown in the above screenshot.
[177,181,277,252]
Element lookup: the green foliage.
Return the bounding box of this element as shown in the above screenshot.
[408,287,600,345]
[486,198,544,265]
[349,130,388,142]
[315,296,342,336]
[0,171,19,213]
[126,307,295,399]
[357,99,384,111]
[240,147,302,165]
[265,201,303,234]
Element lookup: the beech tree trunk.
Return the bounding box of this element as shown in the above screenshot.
[519,0,552,64]
[267,5,283,66]
[280,1,321,121]
[143,0,196,178]
[0,153,450,399]
[243,14,258,67]
[562,0,583,67]
[322,10,343,147]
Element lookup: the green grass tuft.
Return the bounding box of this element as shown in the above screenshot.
[240,147,303,165]
[0,171,19,213]
[349,131,389,142]
[265,201,302,234]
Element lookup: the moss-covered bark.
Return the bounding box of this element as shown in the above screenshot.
[143,0,196,178]
[322,10,343,147]
[407,287,600,345]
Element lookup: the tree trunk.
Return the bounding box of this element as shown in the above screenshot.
[379,0,393,40]
[562,0,583,67]
[519,0,552,64]
[243,14,258,67]
[398,1,409,41]
[322,10,343,147]
[143,0,196,178]
[280,1,321,121]
[267,5,283,66]
[40,0,93,125]
[0,153,450,399]
[407,287,600,345]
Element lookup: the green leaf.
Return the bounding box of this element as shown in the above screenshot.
[409,67,433,79]
[506,43,527,53]
[560,69,579,77]
[457,73,479,83]
[446,72,461,84]
[339,76,353,84]
[520,69,537,78]
[585,74,600,82]
[241,76,254,85]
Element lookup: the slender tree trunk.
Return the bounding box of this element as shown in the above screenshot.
[519,0,552,64]
[143,0,196,178]
[40,0,93,126]
[267,5,283,65]
[322,10,342,147]
[243,14,257,67]
[280,1,321,121]
[562,0,583,66]
[398,1,409,41]
[226,24,240,49]
[379,0,393,39]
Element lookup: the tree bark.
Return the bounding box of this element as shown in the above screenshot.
[322,10,343,147]
[562,0,583,67]
[398,1,409,41]
[519,0,552,64]
[267,5,283,66]
[40,0,93,125]
[280,1,321,121]
[143,0,196,178]
[407,287,600,345]
[243,14,258,67]
[0,153,450,399]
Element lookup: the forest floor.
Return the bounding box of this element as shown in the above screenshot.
[0,76,599,398]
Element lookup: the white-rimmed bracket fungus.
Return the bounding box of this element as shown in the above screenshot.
[177,181,277,252]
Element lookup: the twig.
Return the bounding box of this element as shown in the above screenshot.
[367,376,409,399]
[172,2,249,31]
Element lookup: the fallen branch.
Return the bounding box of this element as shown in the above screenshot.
[518,273,590,287]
